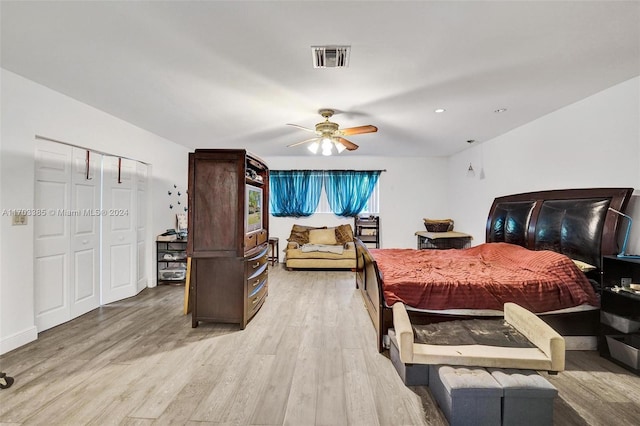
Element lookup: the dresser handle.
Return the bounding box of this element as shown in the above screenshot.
[252,297,259,305]
[252,279,260,287]
[253,261,260,268]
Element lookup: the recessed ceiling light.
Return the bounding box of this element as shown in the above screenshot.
[494,108,507,113]
[434,108,446,113]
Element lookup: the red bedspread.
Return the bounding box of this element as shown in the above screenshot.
[371,242,599,313]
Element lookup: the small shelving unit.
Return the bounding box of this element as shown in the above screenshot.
[599,256,640,375]
[156,239,188,285]
[415,231,472,250]
[355,215,380,248]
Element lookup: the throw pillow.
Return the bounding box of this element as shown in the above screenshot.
[308,228,338,245]
[288,228,310,245]
[335,224,354,244]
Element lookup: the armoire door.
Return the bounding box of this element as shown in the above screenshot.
[101,156,137,304]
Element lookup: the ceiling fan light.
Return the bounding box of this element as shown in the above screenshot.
[334,141,346,153]
[321,137,333,150]
[308,141,319,154]
[322,147,333,156]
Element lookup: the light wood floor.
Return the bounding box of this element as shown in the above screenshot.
[1,266,639,425]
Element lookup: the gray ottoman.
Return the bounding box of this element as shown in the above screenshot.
[429,365,503,426]
[488,368,557,426]
[388,329,430,386]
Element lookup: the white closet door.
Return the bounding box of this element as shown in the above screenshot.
[34,140,72,332]
[136,162,149,292]
[101,156,137,304]
[69,147,102,318]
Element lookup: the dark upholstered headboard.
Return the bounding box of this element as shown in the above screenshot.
[486,188,634,270]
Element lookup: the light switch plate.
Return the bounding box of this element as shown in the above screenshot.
[12,214,27,225]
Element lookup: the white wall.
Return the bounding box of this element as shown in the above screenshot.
[264,155,449,251]
[447,77,640,254]
[0,69,190,354]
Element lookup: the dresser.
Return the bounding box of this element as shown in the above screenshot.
[187,149,269,329]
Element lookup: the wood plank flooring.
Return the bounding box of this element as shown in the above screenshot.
[1,266,639,425]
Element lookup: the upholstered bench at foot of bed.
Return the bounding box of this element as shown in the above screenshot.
[388,329,430,386]
[427,365,557,426]
[488,368,557,426]
[429,365,503,426]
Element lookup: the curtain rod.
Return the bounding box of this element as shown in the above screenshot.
[272,169,386,172]
[35,135,149,164]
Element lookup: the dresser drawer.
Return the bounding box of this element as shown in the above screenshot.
[246,245,268,274]
[245,232,257,250]
[247,266,268,293]
[247,276,268,317]
[256,229,268,245]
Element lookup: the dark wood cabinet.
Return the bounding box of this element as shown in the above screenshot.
[599,256,640,375]
[187,149,269,329]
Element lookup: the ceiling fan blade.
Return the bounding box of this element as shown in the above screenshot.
[340,125,378,136]
[336,137,359,151]
[286,123,317,133]
[287,137,320,148]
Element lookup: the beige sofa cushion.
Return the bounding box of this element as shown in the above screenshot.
[308,228,338,245]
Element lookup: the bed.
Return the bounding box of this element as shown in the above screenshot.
[355,187,634,352]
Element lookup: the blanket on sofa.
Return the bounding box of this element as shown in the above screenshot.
[301,243,344,255]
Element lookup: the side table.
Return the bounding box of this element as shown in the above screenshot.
[268,237,279,265]
[415,231,472,250]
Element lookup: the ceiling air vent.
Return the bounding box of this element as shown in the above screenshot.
[312,45,350,68]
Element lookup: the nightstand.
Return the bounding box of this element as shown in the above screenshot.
[599,256,640,375]
[415,231,472,250]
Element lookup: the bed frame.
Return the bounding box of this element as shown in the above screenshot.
[356,188,634,352]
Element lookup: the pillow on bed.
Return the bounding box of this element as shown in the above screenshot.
[335,224,354,245]
[308,228,338,245]
[572,259,597,273]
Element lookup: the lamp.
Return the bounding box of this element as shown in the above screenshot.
[609,207,640,258]
[307,141,319,154]
[467,163,475,178]
[321,137,333,156]
[308,136,347,156]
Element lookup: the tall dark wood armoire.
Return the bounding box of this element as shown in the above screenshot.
[187,149,269,328]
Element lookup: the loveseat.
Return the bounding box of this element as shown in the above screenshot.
[285,224,357,270]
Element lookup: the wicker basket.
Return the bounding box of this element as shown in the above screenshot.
[423,218,454,232]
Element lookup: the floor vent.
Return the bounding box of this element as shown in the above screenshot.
[312,45,350,68]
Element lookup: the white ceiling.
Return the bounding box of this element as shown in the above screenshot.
[2,1,639,157]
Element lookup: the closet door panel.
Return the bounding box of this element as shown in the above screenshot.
[136,162,148,291]
[34,140,71,331]
[101,156,137,304]
[69,148,102,317]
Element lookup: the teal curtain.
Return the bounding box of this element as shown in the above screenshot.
[269,170,323,217]
[324,170,381,217]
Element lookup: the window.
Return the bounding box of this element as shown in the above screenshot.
[270,170,381,217]
[315,181,379,214]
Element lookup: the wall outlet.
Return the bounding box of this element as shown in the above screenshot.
[12,214,27,226]
[621,277,632,287]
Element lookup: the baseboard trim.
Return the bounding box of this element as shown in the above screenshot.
[0,326,38,355]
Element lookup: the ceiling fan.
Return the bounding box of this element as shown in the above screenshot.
[287,109,378,154]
